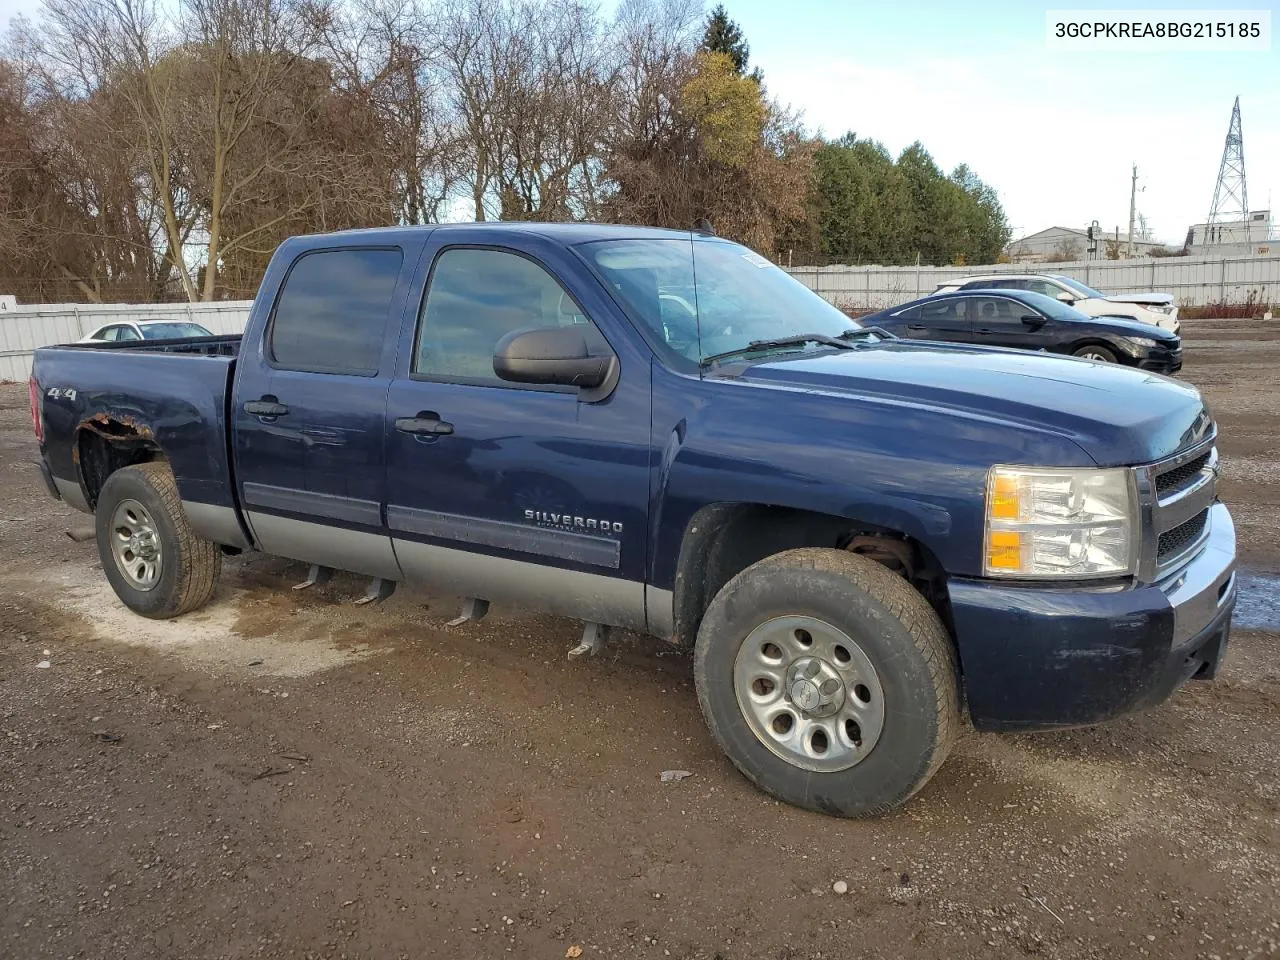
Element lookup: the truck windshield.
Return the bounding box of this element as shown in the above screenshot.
[578,237,860,369]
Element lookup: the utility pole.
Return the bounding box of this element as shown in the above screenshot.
[1127,163,1137,259]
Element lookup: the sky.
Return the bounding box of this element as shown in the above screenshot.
[729,0,1278,244]
[2,0,1275,244]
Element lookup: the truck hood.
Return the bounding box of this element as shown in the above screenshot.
[1103,292,1174,306]
[735,342,1207,466]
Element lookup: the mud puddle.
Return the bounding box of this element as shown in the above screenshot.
[1235,569,1280,631]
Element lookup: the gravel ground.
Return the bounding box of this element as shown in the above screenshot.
[1,320,1278,960]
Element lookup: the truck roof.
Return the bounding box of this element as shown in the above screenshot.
[290,222,707,247]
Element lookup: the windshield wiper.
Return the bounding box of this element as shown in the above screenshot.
[837,326,897,342]
[699,333,855,368]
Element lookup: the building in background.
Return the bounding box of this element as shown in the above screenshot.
[1007,226,1166,263]
[1185,210,1273,258]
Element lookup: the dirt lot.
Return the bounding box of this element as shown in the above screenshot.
[2,320,1278,960]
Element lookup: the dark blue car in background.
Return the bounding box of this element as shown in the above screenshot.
[863,288,1183,373]
[29,223,1234,817]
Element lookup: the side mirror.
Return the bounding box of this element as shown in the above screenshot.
[1056,292,1075,304]
[1021,314,1047,329]
[493,326,613,389]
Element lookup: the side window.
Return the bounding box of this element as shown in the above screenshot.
[270,248,403,376]
[1028,279,1065,299]
[891,305,920,321]
[97,327,118,341]
[414,248,605,385]
[970,297,1019,323]
[921,299,960,322]
[116,326,140,341]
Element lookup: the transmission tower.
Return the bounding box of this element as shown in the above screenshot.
[1207,96,1248,226]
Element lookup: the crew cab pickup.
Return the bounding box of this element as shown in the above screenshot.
[31,224,1237,817]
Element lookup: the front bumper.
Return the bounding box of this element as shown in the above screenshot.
[1136,344,1183,374]
[948,502,1236,732]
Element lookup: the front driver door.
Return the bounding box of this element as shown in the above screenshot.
[383,241,653,630]
[970,295,1052,351]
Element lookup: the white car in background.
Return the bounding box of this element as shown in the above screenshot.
[932,274,1179,332]
[78,319,214,343]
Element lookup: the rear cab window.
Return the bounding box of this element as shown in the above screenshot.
[269,248,404,376]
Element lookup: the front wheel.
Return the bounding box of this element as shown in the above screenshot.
[95,462,221,619]
[1072,344,1117,363]
[694,548,959,817]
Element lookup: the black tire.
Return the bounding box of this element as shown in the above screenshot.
[694,548,959,817]
[94,462,221,619]
[1072,344,1117,363]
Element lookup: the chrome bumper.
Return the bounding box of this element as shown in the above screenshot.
[1159,503,1236,645]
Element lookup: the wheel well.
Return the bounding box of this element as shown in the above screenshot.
[670,503,951,648]
[1070,339,1127,362]
[75,418,165,510]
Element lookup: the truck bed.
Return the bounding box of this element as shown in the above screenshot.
[54,334,242,358]
[33,338,241,514]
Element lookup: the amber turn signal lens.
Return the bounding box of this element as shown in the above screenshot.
[990,474,1020,520]
[986,530,1023,570]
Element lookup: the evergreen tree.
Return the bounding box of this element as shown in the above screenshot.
[701,4,751,76]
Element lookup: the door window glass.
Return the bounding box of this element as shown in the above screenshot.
[270,248,403,376]
[414,248,604,384]
[969,297,1020,323]
[1027,279,1064,299]
[116,326,140,340]
[921,299,964,323]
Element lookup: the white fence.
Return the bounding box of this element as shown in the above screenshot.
[789,254,1280,311]
[0,301,253,382]
[4,252,1279,380]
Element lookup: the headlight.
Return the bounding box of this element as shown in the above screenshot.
[1148,304,1173,314]
[1124,336,1158,349]
[984,466,1137,579]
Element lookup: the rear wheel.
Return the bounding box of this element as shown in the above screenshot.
[95,462,221,619]
[1072,344,1117,363]
[693,548,959,817]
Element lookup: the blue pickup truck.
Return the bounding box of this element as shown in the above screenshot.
[30,223,1237,817]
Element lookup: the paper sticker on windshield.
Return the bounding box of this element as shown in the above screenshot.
[740,251,773,269]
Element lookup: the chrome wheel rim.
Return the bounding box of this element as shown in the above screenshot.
[733,615,886,772]
[1079,350,1112,362]
[110,499,162,591]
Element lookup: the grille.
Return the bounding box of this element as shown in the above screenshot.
[1157,509,1209,562]
[1155,450,1211,495]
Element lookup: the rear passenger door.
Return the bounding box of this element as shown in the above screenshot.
[914,297,972,342]
[232,242,424,579]
[383,240,653,631]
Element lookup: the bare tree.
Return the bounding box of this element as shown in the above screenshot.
[310,0,465,224]
[4,0,834,304]
[493,0,616,221]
